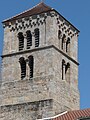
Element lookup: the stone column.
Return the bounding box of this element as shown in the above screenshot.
[59,34,62,49]
[64,38,66,53]
[32,31,35,49]
[24,33,27,50]
[26,59,29,80]
[63,64,66,80]
[62,60,66,80]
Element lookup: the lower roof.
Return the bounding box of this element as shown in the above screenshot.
[38,108,90,120]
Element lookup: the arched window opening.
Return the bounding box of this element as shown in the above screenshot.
[62,59,66,80]
[26,30,32,49]
[19,57,26,79]
[65,63,70,83]
[62,34,66,50]
[62,60,70,82]
[34,28,39,47]
[58,30,61,39]
[66,37,70,53]
[28,55,34,78]
[18,32,24,51]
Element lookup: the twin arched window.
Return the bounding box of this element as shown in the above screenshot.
[19,56,34,79]
[58,31,71,54]
[18,28,40,51]
[62,34,70,54]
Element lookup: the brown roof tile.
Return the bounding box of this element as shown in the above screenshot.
[3,2,52,23]
[53,109,90,120]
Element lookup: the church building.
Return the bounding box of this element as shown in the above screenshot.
[0,2,90,120]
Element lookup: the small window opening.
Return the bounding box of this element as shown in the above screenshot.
[65,63,70,74]
[62,34,66,50]
[62,59,65,80]
[65,63,70,83]
[26,30,32,49]
[58,30,61,39]
[62,60,70,82]
[34,28,39,47]
[28,56,34,78]
[66,37,70,53]
[18,32,24,51]
[19,57,26,79]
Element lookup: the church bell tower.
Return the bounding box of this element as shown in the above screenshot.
[0,2,80,119]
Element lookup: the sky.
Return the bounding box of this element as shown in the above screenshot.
[0,0,90,110]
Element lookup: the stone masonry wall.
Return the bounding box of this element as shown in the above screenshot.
[2,11,79,61]
[0,99,53,120]
[51,47,80,114]
[1,47,79,113]
[2,48,53,82]
[1,9,80,119]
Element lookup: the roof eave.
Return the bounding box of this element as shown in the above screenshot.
[2,2,52,24]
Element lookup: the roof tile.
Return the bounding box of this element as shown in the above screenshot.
[3,2,52,23]
[53,109,90,120]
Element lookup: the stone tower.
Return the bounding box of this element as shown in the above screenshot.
[0,2,80,120]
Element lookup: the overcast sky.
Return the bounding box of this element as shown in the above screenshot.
[0,0,90,109]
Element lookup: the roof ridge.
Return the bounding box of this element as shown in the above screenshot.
[41,2,52,9]
[70,108,90,113]
[2,2,41,23]
[3,2,52,23]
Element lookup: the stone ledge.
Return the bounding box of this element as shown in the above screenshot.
[1,45,79,65]
[0,99,54,120]
[0,99,53,109]
[1,74,53,85]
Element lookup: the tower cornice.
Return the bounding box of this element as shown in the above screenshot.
[1,45,79,65]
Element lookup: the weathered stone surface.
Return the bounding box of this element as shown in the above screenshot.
[0,5,79,120]
[0,99,53,120]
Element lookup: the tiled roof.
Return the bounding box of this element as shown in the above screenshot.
[3,2,53,23]
[53,109,90,120]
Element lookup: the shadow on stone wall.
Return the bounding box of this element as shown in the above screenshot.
[0,62,2,87]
